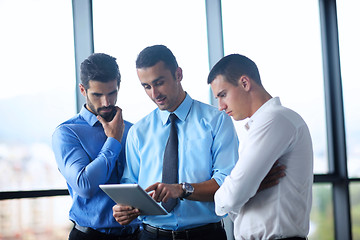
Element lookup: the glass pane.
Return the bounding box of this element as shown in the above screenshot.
[0,196,72,239]
[221,0,328,174]
[337,0,360,178]
[0,0,75,191]
[350,183,360,239]
[92,0,209,123]
[309,184,335,240]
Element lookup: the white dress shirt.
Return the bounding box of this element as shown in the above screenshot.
[214,97,313,240]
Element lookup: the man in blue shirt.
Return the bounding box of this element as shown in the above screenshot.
[52,53,139,240]
[112,45,239,240]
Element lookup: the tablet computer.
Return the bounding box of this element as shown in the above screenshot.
[99,184,168,215]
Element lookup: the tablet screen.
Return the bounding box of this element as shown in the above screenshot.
[100,184,168,215]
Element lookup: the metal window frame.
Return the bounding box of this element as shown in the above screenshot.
[319,0,352,239]
[72,0,94,113]
[205,0,224,106]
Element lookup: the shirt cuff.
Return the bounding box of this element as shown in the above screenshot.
[103,137,122,155]
[214,190,227,216]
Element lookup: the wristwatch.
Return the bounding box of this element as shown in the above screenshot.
[180,182,194,199]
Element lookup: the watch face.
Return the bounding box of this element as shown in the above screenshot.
[185,183,193,192]
[183,183,194,197]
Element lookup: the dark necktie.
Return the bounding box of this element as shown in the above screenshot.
[161,113,178,212]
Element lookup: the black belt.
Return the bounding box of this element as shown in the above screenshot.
[143,221,223,239]
[74,223,138,240]
[74,224,96,234]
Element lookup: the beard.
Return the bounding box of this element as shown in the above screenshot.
[86,98,116,122]
[98,106,116,122]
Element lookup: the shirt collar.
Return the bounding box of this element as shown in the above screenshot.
[159,93,193,125]
[244,97,281,131]
[79,104,99,127]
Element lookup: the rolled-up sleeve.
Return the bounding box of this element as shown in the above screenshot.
[211,112,239,186]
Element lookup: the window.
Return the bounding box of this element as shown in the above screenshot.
[309,184,334,239]
[337,1,360,236]
[221,0,327,174]
[0,0,75,191]
[350,183,360,239]
[0,1,358,239]
[337,0,360,179]
[92,0,210,123]
[221,1,331,238]
[0,197,72,239]
[0,0,75,237]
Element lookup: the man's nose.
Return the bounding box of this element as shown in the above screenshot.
[218,99,227,111]
[151,87,159,99]
[101,96,110,107]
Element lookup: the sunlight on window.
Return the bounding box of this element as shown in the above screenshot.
[92,0,210,123]
[0,0,75,191]
[337,0,360,179]
[0,0,74,237]
[221,0,327,175]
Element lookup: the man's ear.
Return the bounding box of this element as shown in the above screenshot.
[175,67,183,82]
[79,83,87,97]
[238,75,251,91]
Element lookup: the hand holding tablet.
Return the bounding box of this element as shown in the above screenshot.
[100,184,168,215]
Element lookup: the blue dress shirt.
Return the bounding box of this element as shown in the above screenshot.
[52,105,139,235]
[123,94,239,230]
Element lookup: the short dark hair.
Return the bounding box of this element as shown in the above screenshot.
[207,54,262,86]
[80,53,121,89]
[136,45,178,77]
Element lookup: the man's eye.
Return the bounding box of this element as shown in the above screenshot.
[154,81,164,86]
